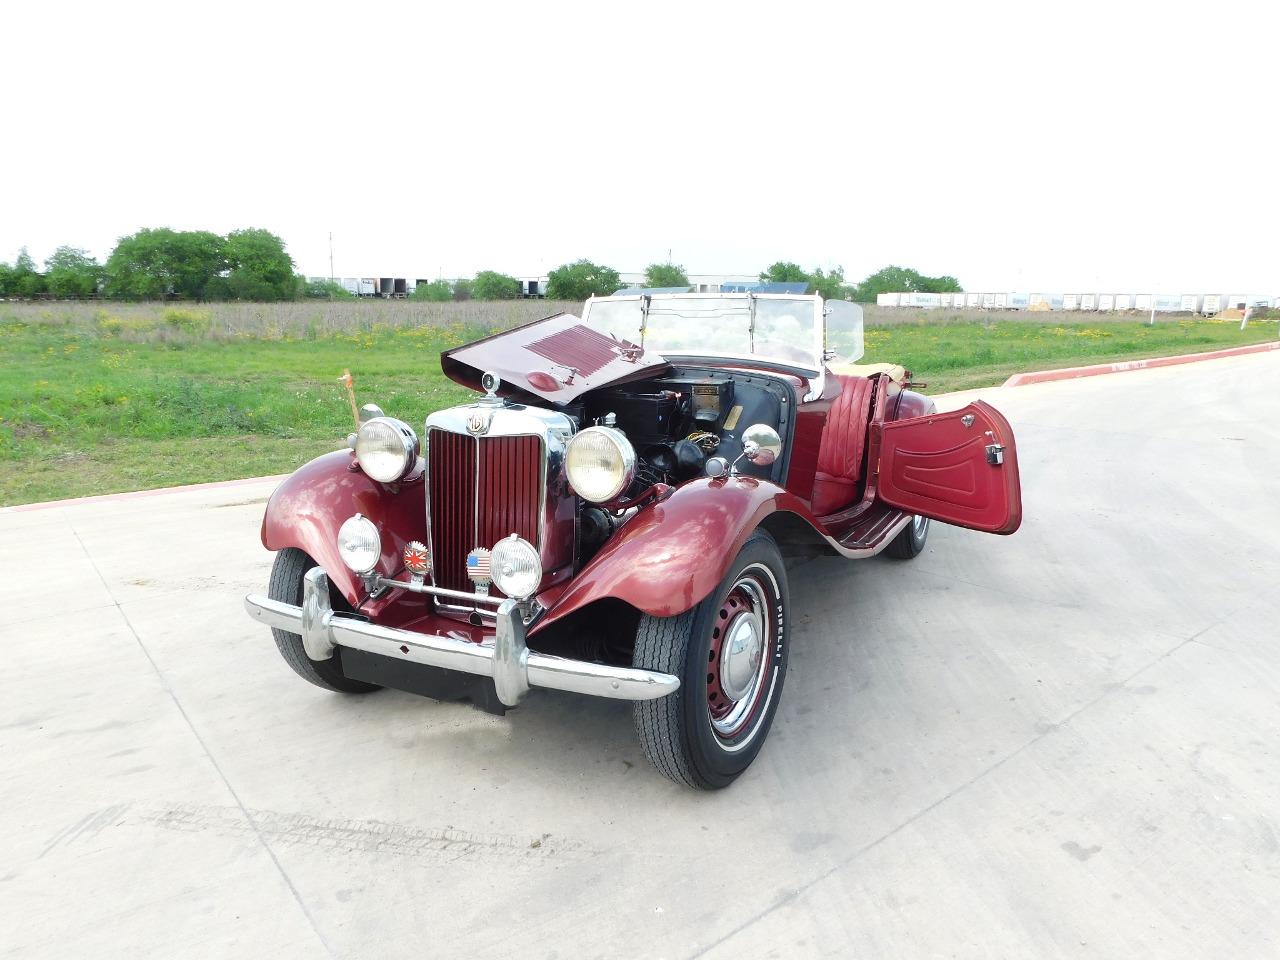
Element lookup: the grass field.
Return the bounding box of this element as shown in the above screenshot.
[2,301,1275,506]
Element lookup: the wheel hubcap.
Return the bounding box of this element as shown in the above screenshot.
[706,572,776,743]
[720,611,763,700]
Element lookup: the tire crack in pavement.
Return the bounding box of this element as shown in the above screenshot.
[69,526,338,959]
[40,799,592,866]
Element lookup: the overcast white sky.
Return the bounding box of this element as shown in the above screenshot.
[3,1,1276,293]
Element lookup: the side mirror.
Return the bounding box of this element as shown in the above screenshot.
[741,424,782,466]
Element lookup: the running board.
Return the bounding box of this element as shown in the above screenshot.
[833,509,910,558]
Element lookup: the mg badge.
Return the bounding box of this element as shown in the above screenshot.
[466,410,491,435]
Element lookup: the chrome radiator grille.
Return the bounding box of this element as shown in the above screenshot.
[426,429,543,594]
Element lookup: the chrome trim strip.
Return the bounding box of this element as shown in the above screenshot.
[371,575,503,606]
[245,594,308,633]
[244,571,679,706]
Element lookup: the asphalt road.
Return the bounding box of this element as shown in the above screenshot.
[3,351,1278,959]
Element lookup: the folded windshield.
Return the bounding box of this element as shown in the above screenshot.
[583,295,824,371]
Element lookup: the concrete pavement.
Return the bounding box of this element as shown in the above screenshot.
[3,350,1278,959]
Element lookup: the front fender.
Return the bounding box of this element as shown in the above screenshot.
[260,450,426,607]
[534,477,822,631]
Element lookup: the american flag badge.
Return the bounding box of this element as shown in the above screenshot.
[466,548,492,588]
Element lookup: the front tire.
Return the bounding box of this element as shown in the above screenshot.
[886,514,929,559]
[632,530,790,789]
[267,548,379,694]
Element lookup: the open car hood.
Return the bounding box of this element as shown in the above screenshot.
[440,313,671,403]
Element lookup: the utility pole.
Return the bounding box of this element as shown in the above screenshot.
[329,232,335,281]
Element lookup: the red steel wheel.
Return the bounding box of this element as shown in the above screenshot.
[632,530,791,789]
[706,578,773,744]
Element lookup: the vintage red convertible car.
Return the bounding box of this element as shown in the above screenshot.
[245,292,1021,788]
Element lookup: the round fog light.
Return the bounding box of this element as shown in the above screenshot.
[337,514,381,573]
[489,534,542,600]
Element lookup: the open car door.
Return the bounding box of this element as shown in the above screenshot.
[874,401,1022,534]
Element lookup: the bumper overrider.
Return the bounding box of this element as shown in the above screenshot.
[244,568,680,708]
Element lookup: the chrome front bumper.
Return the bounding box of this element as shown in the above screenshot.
[243,568,680,708]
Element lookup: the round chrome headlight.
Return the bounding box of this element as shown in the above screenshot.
[337,514,381,573]
[490,534,542,601]
[355,417,419,483]
[565,426,635,503]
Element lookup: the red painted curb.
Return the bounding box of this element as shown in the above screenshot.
[1003,340,1280,387]
[5,473,288,513]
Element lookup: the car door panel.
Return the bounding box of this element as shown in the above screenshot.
[874,401,1021,534]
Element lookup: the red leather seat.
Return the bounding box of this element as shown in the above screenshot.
[811,375,875,516]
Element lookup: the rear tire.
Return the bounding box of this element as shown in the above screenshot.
[886,514,929,560]
[632,530,790,789]
[267,548,379,694]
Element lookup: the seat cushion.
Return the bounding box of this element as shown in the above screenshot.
[811,375,875,515]
[828,360,907,383]
[811,473,857,517]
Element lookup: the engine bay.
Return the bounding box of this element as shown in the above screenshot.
[574,365,794,491]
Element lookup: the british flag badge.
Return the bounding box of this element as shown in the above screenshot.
[403,541,430,577]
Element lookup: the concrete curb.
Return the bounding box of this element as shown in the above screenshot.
[4,473,287,514]
[1003,340,1280,387]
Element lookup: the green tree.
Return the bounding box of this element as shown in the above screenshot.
[105,228,228,300]
[545,259,622,300]
[224,228,296,300]
[759,261,810,284]
[850,265,963,302]
[0,262,12,297]
[758,261,852,298]
[44,246,103,298]
[10,247,46,298]
[452,278,473,301]
[471,271,522,300]
[411,279,454,302]
[644,262,689,288]
[807,266,851,300]
[922,274,963,293]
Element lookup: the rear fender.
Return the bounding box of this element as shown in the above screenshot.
[260,450,427,607]
[533,478,822,632]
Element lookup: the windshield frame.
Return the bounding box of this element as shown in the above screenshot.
[583,292,826,375]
